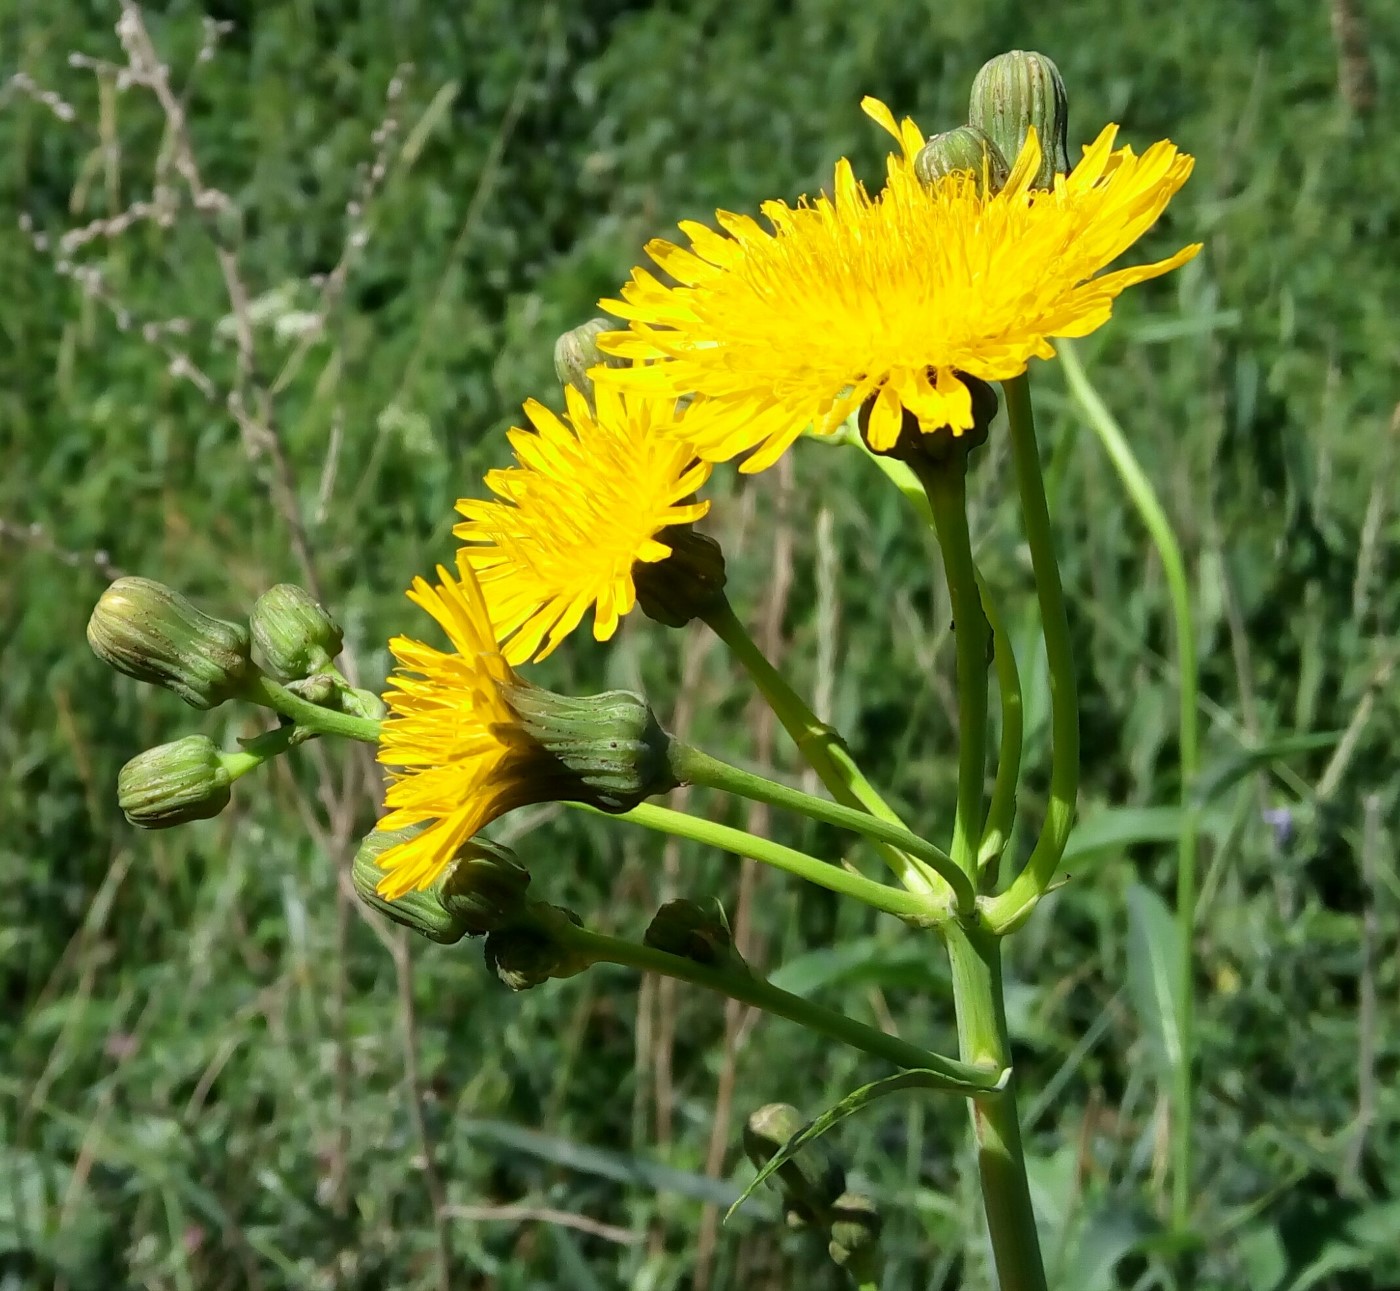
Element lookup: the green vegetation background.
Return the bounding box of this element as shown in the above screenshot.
[3,2,1397,1288]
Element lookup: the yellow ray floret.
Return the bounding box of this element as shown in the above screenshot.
[455,385,712,664]
[374,555,542,898]
[596,97,1201,470]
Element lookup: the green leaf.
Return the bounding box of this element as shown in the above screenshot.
[725,1066,1007,1222]
[1194,731,1341,804]
[1060,804,1228,872]
[767,936,949,997]
[1125,882,1184,1081]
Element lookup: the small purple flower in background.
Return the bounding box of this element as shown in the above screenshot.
[1262,806,1294,849]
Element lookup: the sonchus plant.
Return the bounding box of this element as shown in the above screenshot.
[90,52,1200,1290]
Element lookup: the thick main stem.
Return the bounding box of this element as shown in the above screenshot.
[704,598,943,895]
[673,744,975,913]
[986,375,1081,934]
[1059,340,1199,1231]
[558,923,1003,1090]
[919,457,991,878]
[946,922,1047,1291]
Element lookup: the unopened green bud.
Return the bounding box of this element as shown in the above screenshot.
[554,317,627,404]
[633,528,728,629]
[483,904,589,991]
[507,685,679,812]
[249,584,344,680]
[857,375,998,462]
[117,735,233,828]
[87,577,251,709]
[969,50,1069,189]
[439,838,533,936]
[353,826,531,944]
[742,1104,846,1221]
[914,125,1009,193]
[644,898,739,968]
[827,1191,883,1275]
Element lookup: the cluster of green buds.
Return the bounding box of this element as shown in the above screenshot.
[915,49,1068,198]
[743,1103,883,1281]
[88,576,381,830]
[859,50,1069,467]
[351,824,604,989]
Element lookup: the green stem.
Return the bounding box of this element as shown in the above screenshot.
[578,801,944,924]
[242,672,383,743]
[985,375,1081,935]
[849,444,1024,885]
[1059,339,1199,1232]
[221,724,299,780]
[673,744,975,914]
[946,921,1048,1291]
[555,923,1002,1089]
[704,597,941,895]
[978,575,1024,881]
[917,457,991,879]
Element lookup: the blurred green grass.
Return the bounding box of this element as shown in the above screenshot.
[2,2,1397,1288]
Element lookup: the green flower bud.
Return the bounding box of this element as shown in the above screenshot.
[633,527,728,629]
[87,577,251,709]
[507,685,679,813]
[742,1103,846,1221]
[827,1191,883,1275]
[483,904,589,991]
[857,374,999,463]
[117,735,233,828]
[249,584,344,680]
[353,826,531,944]
[969,50,1069,189]
[439,838,533,936]
[644,898,738,968]
[914,125,1010,194]
[554,317,627,405]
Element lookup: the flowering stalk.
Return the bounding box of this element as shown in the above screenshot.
[842,439,1023,882]
[576,801,945,923]
[553,921,1004,1089]
[977,577,1024,880]
[703,596,946,895]
[913,443,1047,1291]
[1059,339,1200,1232]
[917,455,991,878]
[670,744,975,913]
[985,376,1081,934]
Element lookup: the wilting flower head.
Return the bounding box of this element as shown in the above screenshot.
[596,98,1200,470]
[455,385,712,664]
[375,556,677,898]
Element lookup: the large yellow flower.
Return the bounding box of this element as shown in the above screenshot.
[374,556,547,898]
[455,384,712,664]
[596,98,1201,470]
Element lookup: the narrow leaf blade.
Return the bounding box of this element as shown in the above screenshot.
[725,1066,1006,1222]
[1125,882,1184,1080]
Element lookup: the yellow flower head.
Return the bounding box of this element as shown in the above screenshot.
[596,98,1201,471]
[374,556,547,898]
[455,384,712,665]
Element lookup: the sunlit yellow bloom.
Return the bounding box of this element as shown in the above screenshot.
[597,98,1201,470]
[455,385,712,664]
[374,557,544,898]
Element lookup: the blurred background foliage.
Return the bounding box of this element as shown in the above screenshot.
[2,1,1398,1288]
